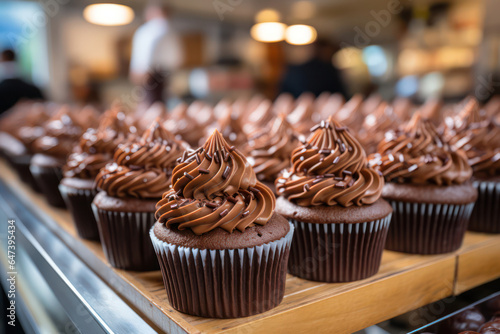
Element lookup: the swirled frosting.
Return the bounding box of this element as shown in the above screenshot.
[246,114,299,182]
[32,106,92,158]
[369,112,473,185]
[64,108,135,179]
[163,102,206,147]
[444,98,500,177]
[155,129,276,235]
[275,116,384,207]
[95,121,183,198]
[358,102,401,154]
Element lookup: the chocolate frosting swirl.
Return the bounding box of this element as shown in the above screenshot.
[444,98,500,177]
[275,116,384,207]
[246,114,299,182]
[95,121,182,199]
[155,129,276,235]
[64,108,135,179]
[369,112,473,185]
[358,102,401,154]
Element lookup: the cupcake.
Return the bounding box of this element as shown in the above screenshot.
[206,107,248,153]
[357,102,401,154]
[163,102,206,147]
[0,101,53,191]
[152,129,293,318]
[444,99,500,233]
[245,113,299,192]
[369,112,477,254]
[30,105,98,207]
[330,94,365,133]
[287,92,317,134]
[59,108,135,240]
[93,120,183,270]
[275,116,391,282]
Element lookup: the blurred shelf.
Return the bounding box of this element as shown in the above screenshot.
[0,159,499,334]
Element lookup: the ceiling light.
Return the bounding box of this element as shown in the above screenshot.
[250,22,287,43]
[285,24,317,45]
[83,4,134,26]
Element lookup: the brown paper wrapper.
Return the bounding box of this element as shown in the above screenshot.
[288,216,391,282]
[385,201,475,254]
[59,184,99,240]
[9,154,41,192]
[29,164,65,207]
[468,180,500,234]
[93,206,159,271]
[150,224,294,318]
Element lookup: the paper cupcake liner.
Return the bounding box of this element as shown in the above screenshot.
[288,216,391,282]
[150,223,294,318]
[385,201,475,254]
[9,154,41,192]
[59,184,99,240]
[29,164,65,207]
[468,180,500,234]
[92,205,159,271]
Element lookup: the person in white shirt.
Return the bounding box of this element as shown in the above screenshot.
[129,3,183,106]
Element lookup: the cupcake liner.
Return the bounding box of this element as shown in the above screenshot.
[288,216,391,282]
[92,205,159,271]
[385,201,475,254]
[29,164,65,207]
[468,180,500,234]
[59,184,99,240]
[150,223,294,318]
[9,154,41,192]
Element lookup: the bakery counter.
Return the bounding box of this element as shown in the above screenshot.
[1,159,500,334]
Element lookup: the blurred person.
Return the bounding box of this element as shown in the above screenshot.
[0,49,44,115]
[129,2,183,108]
[280,39,347,98]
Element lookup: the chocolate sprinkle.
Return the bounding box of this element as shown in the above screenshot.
[198,168,209,174]
[333,156,340,164]
[319,149,330,155]
[335,182,346,189]
[227,196,237,203]
[220,209,228,217]
[170,204,179,209]
[205,202,218,208]
[229,146,235,152]
[214,153,220,164]
[222,166,231,179]
[248,186,260,194]
[335,126,347,132]
[304,184,310,192]
[205,152,212,160]
[241,210,250,217]
[195,154,201,164]
[184,172,194,180]
[408,164,419,172]
[343,170,352,175]
[310,124,320,132]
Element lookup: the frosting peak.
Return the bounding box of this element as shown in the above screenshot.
[276,116,384,207]
[246,114,299,182]
[444,98,500,177]
[155,129,276,235]
[95,121,181,199]
[370,112,473,185]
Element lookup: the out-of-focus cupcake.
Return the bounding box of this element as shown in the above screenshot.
[30,105,98,207]
[206,107,248,152]
[240,99,275,136]
[330,94,365,133]
[392,97,414,121]
[93,121,183,270]
[59,108,135,240]
[245,114,299,192]
[275,116,391,282]
[420,97,444,126]
[163,102,206,147]
[358,102,401,154]
[369,112,477,254]
[0,101,53,190]
[152,129,293,318]
[287,92,317,134]
[444,99,500,233]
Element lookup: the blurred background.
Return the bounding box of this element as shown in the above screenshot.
[0,0,498,111]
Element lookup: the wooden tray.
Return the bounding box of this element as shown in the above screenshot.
[1,160,499,334]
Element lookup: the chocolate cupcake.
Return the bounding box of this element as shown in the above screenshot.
[93,120,183,270]
[152,129,293,318]
[245,114,299,192]
[0,101,53,191]
[59,108,134,240]
[163,102,206,147]
[370,112,477,254]
[30,105,97,207]
[357,102,401,154]
[330,94,365,133]
[444,99,500,233]
[275,116,391,282]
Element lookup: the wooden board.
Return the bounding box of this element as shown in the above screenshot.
[0,160,498,334]
[455,232,500,295]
